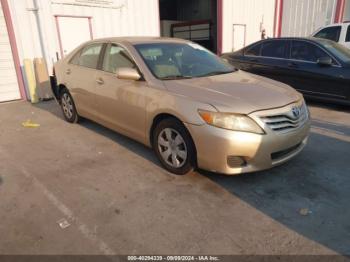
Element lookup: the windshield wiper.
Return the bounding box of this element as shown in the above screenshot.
[198,70,236,77]
[160,75,193,80]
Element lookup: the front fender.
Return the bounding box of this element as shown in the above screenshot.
[145,86,217,145]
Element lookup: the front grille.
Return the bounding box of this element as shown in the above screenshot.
[260,104,308,133]
[271,143,302,160]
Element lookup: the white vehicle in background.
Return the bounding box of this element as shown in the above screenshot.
[312,21,350,49]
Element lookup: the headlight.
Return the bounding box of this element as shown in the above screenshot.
[198,110,264,134]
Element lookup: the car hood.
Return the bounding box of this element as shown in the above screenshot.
[163,70,302,114]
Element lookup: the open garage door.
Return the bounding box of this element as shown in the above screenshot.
[0,1,21,102]
[159,0,218,53]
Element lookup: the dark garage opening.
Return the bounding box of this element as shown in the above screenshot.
[159,0,218,53]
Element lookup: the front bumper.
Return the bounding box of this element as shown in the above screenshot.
[186,107,311,175]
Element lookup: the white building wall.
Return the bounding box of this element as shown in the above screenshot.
[222,0,276,53]
[344,0,350,21]
[0,0,21,102]
[281,0,338,37]
[7,0,160,73]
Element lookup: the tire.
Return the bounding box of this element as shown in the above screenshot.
[60,89,79,123]
[153,118,196,175]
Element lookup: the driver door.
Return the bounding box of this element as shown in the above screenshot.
[288,40,347,100]
[94,43,148,142]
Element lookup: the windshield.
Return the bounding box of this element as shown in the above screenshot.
[134,43,235,80]
[319,40,350,63]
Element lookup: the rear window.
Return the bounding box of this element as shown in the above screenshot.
[261,40,289,58]
[346,25,350,42]
[245,43,262,56]
[78,44,103,69]
[314,26,342,42]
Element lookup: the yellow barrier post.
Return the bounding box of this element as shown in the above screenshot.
[23,59,39,103]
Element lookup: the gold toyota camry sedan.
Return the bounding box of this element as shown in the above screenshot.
[53,37,310,175]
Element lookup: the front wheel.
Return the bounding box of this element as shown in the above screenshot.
[153,118,196,175]
[60,89,79,123]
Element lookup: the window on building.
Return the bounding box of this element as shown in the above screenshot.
[291,41,331,62]
[346,25,350,42]
[244,43,262,56]
[314,26,342,42]
[102,44,136,73]
[78,44,103,69]
[261,40,289,58]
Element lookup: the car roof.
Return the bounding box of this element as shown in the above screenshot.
[249,37,336,45]
[321,21,350,26]
[82,36,190,45]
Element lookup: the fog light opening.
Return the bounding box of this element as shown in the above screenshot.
[227,156,247,168]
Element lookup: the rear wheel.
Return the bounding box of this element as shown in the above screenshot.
[153,118,196,175]
[60,89,79,123]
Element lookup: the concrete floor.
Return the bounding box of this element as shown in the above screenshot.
[0,100,349,255]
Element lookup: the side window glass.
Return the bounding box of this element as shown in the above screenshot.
[291,41,331,62]
[346,25,350,42]
[261,41,288,58]
[102,44,136,73]
[79,44,103,69]
[314,26,341,42]
[245,44,261,56]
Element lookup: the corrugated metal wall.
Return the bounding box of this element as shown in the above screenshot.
[344,0,350,21]
[281,0,337,37]
[222,0,276,53]
[8,0,160,72]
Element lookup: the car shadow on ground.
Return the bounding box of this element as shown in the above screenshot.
[33,100,161,167]
[34,100,350,255]
[201,128,350,255]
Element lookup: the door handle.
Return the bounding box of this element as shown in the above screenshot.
[66,69,71,75]
[288,62,298,68]
[96,78,104,85]
[249,58,259,62]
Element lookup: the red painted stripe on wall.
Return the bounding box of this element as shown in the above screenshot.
[335,0,345,23]
[277,0,284,37]
[217,0,223,55]
[1,0,27,100]
[273,0,279,37]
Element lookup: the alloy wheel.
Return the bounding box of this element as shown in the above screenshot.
[157,128,188,168]
[61,93,74,119]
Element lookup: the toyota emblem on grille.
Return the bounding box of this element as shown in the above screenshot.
[292,106,301,119]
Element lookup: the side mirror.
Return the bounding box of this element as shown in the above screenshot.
[116,67,141,81]
[317,57,332,67]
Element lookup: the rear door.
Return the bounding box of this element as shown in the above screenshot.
[94,43,147,142]
[67,43,104,117]
[241,40,293,86]
[257,40,292,84]
[287,40,347,100]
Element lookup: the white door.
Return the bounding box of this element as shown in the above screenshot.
[57,17,92,57]
[232,24,246,52]
[0,1,21,102]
